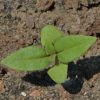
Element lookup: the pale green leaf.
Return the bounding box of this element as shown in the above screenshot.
[48,64,68,83]
[54,35,96,63]
[41,25,64,54]
[1,46,55,71]
[44,39,55,55]
[41,25,64,46]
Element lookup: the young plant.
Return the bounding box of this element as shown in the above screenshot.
[0,25,96,84]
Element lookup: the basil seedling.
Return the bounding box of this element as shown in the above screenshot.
[1,25,96,83]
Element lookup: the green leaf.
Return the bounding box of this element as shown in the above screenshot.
[48,64,68,83]
[41,25,64,54]
[44,39,55,55]
[54,35,96,63]
[1,46,55,71]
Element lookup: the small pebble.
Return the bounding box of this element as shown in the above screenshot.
[21,92,27,97]
[30,89,42,97]
[36,0,54,11]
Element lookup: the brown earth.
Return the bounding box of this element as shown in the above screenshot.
[0,0,100,100]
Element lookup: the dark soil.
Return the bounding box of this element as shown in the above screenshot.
[0,0,100,100]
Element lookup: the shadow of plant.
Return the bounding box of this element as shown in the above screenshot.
[22,56,100,93]
[22,69,56,86]
[62,56,100,94]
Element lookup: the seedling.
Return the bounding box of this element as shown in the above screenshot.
[0,25,96,84]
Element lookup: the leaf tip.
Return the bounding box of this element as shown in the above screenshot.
[0,57,8,66]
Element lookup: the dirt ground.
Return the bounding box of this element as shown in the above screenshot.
[0,0,100,100]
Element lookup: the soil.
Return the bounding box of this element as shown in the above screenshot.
[0,0,100,100]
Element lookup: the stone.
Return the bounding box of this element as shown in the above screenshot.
[36,0,55,11]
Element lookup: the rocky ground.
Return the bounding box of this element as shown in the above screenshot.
[0,0,100,100]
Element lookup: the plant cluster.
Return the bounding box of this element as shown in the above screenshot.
[0,25,96,83]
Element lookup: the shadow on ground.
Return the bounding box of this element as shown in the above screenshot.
[22,69,56,86]
[62,56,100,94]
[22,56,100,93]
